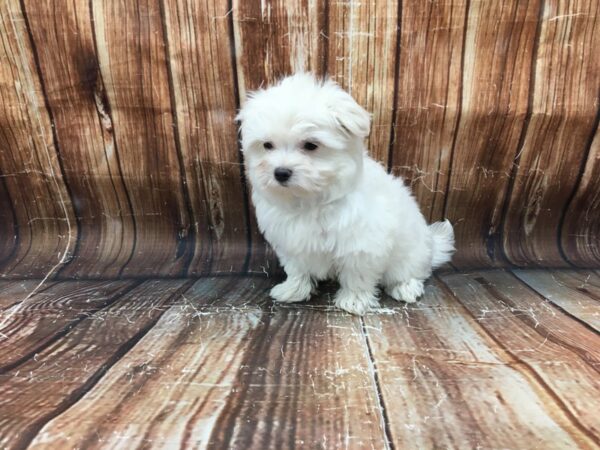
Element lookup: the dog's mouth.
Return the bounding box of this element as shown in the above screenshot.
[266,178,294,190]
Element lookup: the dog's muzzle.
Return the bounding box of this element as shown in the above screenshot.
[274,167,292,184]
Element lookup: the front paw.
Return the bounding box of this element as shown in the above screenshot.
[270,279,312,303]
[334,290,379,315]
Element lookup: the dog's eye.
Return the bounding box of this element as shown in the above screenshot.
[303,142,318,151]
[263,142,274,150]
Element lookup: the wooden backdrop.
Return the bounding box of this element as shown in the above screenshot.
[0,0,598,279]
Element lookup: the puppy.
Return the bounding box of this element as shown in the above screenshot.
[237,73,454,315]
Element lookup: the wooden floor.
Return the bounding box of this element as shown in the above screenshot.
[0,269,599,449]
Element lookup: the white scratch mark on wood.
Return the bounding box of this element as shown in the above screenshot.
[548,12,587,21]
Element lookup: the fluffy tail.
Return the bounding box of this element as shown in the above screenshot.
[429,220,455,269]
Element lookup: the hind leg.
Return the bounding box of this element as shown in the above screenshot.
[383,245,432,303]
[385,278,424,303]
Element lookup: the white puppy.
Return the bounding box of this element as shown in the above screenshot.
[237,73,454,315]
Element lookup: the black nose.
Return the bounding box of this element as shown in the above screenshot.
[274,167,292,183]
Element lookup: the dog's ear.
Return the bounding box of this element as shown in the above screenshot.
[327,85,371,138]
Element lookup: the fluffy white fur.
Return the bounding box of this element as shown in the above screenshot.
[237,73,455,315]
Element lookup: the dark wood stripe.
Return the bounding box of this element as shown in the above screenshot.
[0,0,77,278]
[18,0,80,275]
[361,317,395,450]
[156,0,197,276]
[471,272,600,369]
[0,279,194,450]
[443,0,541,268]
[502,0,600,267]
[228,0,253,274]
[386,0,403,174]
[86,0,138,279]
[512,269,600,332]
[0,172,18,267]
[440,0,470,225]
[88,0,193,277]
[0,280,140,374]
[496,0,546,269]
[559,108,600,267]
[439,271,600,444]
[365,277,593,448]
[0,280,57,310]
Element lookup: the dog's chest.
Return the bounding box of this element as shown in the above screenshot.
[260,207,339,256]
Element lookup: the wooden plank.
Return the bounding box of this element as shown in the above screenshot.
[0,280,55,309]
[21,0,136,278]
[503,0,600,266]
[0,0,77,278]
[513,269,600,331]
[232,1,328,276]
[442,0,541,267]
[469,270,600,358]
[90,0,193,277]
[0,279,192,450]
[28,278,388,449]
[439,270,600,443]
[561,123,600,266]
[205,305,388,448]
[28,278,267,449]
[365,279,593,448]
[390,0,465,221]
[160,0,249,274]
[232,0,327,95]
[0,280,137,373]
[327,0,398,164]
[0,176,16,264]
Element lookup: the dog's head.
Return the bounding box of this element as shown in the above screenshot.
[236,73,370,203]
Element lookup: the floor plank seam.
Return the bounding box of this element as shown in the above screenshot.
[435,275,600,447]
[360,316,395,450]
[11,279,197,450]
[475,272,599,372]
[0,281,144,375]
[509,269,600,335]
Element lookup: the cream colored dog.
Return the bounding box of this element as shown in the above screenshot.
[237,73,454,315]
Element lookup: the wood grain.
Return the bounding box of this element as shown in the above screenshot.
[0,0,600,275]
[160,0,249,275]
[207,308,388,449]
[21,279,389,449]
[232,0,328,275]
[90,0,193,277]
[0,280,137,373]
[21,0,137,278]
[233,0,328,95]
[366,279,594,448]
[0,280,55,309]
[327,0,399,164]
[390,0,465,222]
[443,0,541,267]
[0,274,599,447]
[561,123,600,267]
[28,278,268,449]
[502,0,600,266]
[0,279,192,450]
[0,0,76,278]
[440,270,600,443]
[0,175,16,264]
[512,269,600,331]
